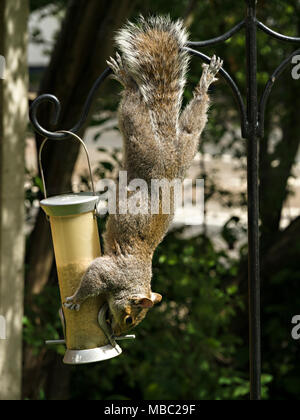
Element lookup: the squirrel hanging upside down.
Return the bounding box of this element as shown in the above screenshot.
[64,16,223,336]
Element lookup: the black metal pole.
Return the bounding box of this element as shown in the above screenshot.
[245,0,261,400]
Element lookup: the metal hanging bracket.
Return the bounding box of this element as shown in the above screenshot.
[38,130,96,200]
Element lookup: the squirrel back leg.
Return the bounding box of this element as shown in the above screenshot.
[179,56,223,169]
[108,53,173,182]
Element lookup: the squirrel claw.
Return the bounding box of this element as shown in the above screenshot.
[115,52,123,66]
[64,297,81,312]
[107,53,126,76]
[106,56,119,74]
[208,55,223,77]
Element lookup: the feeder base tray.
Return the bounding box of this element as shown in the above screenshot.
[63,344,122,365]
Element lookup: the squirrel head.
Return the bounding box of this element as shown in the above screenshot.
[107,292,162,336]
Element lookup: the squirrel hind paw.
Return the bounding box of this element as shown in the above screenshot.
[64,298,81,312]
[106,54,136,89]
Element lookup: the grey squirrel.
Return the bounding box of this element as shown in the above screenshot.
[64,16,223,337]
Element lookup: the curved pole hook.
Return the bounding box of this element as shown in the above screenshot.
[184,47,248,138]
[38,130,96,198]
[187,20,245,48]
[29,67,112,140]
[257,21,300,44]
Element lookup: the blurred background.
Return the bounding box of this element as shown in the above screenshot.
[0,0,300,400]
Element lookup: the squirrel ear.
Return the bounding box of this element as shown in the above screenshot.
[133,297,154,308]
[151,292,162,305]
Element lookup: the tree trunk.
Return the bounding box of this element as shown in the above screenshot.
[260,76,300,248]
[259,16,300,249]
[23,0,135,400]
[0,0,28,400]
[262,216,300,275]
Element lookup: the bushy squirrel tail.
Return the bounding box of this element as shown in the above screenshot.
[115,15,189,117]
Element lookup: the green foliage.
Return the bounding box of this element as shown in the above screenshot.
[261,262,300,400]
[69,232,256,400]
[23,285,65,356]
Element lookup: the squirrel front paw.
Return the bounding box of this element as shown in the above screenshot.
[196,55,223,96]
[64,296,81,312]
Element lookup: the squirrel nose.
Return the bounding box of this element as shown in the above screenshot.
[111,319,121,336]
[113,326,122,337]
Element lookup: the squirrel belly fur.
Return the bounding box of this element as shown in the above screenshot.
[64,16,223,337]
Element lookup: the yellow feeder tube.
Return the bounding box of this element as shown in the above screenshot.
[41,194,122,364]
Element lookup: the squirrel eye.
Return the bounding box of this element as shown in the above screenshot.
[125,316,133,325]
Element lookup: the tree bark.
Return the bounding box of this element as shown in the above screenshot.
[0,0,28,400]
[262,216,300,275]
[260,77,300,248]
[259,16,300,248]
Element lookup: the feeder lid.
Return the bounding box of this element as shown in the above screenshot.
[40,193,99,217]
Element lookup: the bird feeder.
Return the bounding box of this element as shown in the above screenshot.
[39,131,122,364]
